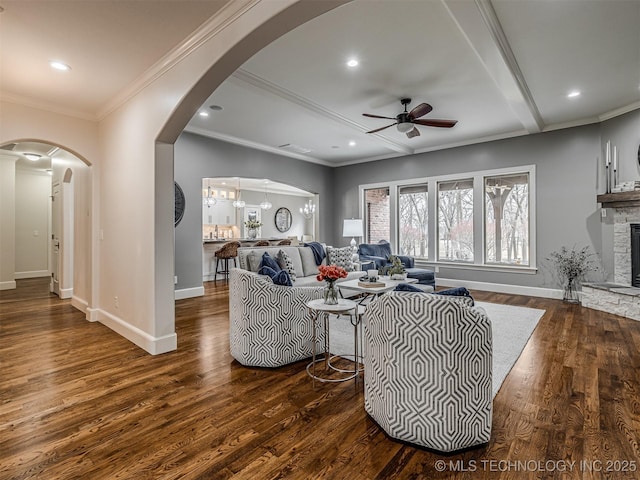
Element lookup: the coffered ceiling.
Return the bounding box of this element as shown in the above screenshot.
[2,0,639,167]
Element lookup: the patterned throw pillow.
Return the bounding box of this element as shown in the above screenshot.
[276,249,297,281]
[326,246,355,272]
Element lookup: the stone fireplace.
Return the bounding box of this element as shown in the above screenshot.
[582,195,640,321]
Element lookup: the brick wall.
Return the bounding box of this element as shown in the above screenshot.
[365,188,390,243]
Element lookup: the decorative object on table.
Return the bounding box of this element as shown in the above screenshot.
[343,218,364,263]
[244,219,263,240]
[547,245,597,303]
[604,140,621,193]
[316,264,348,304]
[174,181,185,227]
[380,255,407,280]
[367,269,379,282]
[358,279,385,288]
[274,207,292,232]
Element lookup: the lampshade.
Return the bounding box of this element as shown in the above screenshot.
[343,219,363,237]
[397,122,414,133]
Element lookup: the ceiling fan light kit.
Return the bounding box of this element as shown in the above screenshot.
[363,98,457,138]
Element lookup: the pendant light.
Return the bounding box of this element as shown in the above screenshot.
[203,179,217,207]
[260,180,272,210]
[232,178,246,208]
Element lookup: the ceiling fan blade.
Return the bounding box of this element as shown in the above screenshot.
[363,113,397,120]
[412,118,458,128]
[366,123,397,134]
[406,127,420,138]
[408,103,432,120]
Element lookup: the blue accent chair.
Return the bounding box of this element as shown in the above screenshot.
[358,240,435,286]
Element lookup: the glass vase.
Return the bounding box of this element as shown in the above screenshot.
[324,280,339,305]
[563,278,580,303]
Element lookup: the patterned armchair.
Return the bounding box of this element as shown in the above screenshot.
[229,268,325,367]
[363,291,492,452]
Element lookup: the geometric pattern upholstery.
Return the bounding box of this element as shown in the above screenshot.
[326,246,356,271]
[229,268,325,367]
[363,291,492,452]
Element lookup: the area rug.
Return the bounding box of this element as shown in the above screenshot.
[328,301,545,398]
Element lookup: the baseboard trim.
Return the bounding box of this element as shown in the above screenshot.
[0,280,17,291]
[175,286,205,300]
[59,287,73,299]
[72,295,88,313]
[14,270,49,279]
[97,309,177,355]
[86,307,99,322]
[437,277,563,299]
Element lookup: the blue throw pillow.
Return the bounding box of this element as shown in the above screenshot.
[259,252,281,272]
[394,283,423,292]
[258,266,292,286]
[435,287,474,305]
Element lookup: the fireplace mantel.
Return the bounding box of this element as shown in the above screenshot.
[597,191,640,208]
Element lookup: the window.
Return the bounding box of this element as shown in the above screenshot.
[438,179,474,262]
[358,165,535,271]
[398,184,428,258]
[485,173,529,265]
[364,187,390,243]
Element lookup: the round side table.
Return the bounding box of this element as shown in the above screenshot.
[306,298,362,386]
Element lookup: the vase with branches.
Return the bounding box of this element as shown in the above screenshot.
[547,245,597,303]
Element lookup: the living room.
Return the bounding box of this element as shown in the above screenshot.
[2,0,640,478]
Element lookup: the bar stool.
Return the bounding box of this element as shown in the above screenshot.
[254,240,270,246]
[214,241,241,281]
[276,239,292,246]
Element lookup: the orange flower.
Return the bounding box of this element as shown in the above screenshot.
[317,264,348,282]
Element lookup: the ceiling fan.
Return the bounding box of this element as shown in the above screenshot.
[363,98,457,138]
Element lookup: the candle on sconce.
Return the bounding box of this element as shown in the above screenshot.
[606,140,611,166]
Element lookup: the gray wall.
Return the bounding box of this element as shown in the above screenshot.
[174,132,332,290]
[331,118,639,289]
[175,109,639,292]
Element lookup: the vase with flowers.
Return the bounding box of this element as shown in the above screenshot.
[317,264,348,305]
[244,219,263,240]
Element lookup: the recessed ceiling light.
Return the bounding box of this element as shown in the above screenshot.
[49,61,71,71]
[348,141,356,147]
[25,153,41,161]
[209,105,223,111]
[567,90,581,98]
[198,111,209,117]
[346,58,359,68]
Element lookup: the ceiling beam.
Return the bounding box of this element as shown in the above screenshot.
[231,69,413,156]
[443,0,543,133]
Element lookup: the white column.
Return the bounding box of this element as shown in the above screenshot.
[0,156,18,290]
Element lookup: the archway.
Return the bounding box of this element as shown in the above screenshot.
[152,1,348,350]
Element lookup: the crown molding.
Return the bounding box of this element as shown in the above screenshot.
[0,93,97,122]
[599,101,640,122]
[96,0,262,120]
[231,69,413,156]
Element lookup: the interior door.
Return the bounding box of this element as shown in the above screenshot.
[50,181,61,296]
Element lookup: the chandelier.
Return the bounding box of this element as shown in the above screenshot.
[300,199,316,219]
[260,180,272,210]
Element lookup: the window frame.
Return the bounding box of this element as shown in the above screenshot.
[358,165,537,273]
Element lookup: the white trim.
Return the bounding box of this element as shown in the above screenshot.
[437,277,562,299]
[14,270,49,279]
[86,307,99,322]
[71,295,88,313]
[97,309,177,355]
[59,287,73,299]
[416,261,537,275]
[0,280,16,290]
[175,286,205,300]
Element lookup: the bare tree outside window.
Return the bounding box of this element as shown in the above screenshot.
[398,184,428,258]
[485,173,529,265]
[438,179,474,262]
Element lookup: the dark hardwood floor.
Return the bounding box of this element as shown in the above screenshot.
[2,280,640,479]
